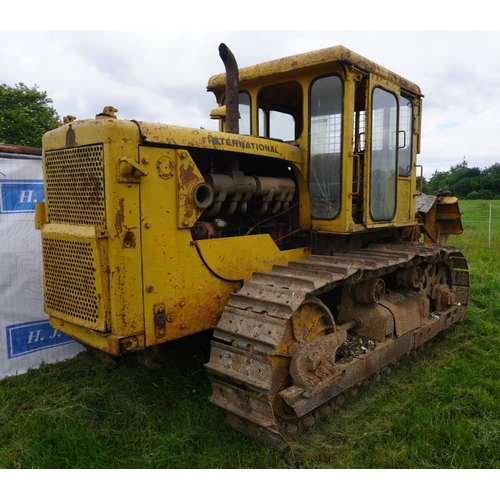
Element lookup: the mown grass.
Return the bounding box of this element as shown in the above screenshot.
[1,200,499,468]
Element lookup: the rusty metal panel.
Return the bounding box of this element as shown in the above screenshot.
[0,143,42,156]
[209,377,276,426]
[214,307,287,353]
[379,293,428,338]
[338,299,394,343]
[453,270,470,287]
[286,334,414,417]
[413,318,440,348]
[451,256,469,270]
[206,342,273,392]
[228,293,294,320]
[455,288,469,306]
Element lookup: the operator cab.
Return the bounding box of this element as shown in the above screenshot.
[207,45,423,235]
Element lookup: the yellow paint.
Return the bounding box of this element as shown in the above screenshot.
[196,235,310,282]
[41,119,145,353]
[136,122,303,166]
[175,149,207,228]
[34,202,47,229]
[39,44,443,356]
[396,178,413,222]
[207,46,422,98]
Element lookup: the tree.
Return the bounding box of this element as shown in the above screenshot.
[425,169,451,195]
[0,83,60,148]
[425,159,500,199]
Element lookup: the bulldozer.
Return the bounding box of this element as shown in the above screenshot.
[36,44,469,447]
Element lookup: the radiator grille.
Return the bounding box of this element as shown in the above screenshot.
[42,238,103,328]
[45,145,105,225]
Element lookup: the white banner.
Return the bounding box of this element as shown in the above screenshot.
[0,155,84,379]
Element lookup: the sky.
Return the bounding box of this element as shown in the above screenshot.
[1,28,499,179]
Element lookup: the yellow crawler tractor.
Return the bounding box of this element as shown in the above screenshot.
[37,44,468,446]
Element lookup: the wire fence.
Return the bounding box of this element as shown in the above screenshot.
[461,203,500,249]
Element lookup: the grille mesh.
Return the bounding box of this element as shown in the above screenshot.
[42,238,102,327]
[45,145,105,225]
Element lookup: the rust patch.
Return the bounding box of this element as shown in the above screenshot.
[65,125,76,147]
[115,198,125,235]
[179,163,198,184]
[179,163,199,222]
[156,156,175,180]
[0,144,42,156]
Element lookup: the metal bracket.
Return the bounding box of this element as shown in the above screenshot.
[154,302,167,338]
[117,156,149,182]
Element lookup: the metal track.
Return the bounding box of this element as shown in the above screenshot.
[205,242,469,448]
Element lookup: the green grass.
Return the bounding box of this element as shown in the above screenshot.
[1,200,499,468]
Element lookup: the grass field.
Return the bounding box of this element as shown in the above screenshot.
[1,200,499,469]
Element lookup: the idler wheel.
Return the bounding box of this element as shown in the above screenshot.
[395,265,423,289]
[353,278,386,304]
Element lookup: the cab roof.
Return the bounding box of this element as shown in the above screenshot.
[207,45,422,97]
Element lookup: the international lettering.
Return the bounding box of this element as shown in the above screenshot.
[207,135,279,154]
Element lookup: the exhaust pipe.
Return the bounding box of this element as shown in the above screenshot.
[218,43,239,134]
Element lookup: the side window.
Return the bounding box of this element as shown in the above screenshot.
[258,108,266,136]
[257,81,302,141]
[370,87,398,221]
[269,110,295,141]
[309,75,343,220]
[222,91,251,134]
[399,95,413,176]
[259,108,295,140]
[238,92,251,135]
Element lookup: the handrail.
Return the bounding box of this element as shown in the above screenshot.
[415,164,423,196]
[349,152,361,197]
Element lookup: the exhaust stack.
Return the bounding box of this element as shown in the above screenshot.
[219,43,239,134]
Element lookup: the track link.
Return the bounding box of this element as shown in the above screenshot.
[205,242,469,447]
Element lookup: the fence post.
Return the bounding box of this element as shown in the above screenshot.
[489,203,492,249]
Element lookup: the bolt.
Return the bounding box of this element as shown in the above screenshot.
[145,222,151,229]
[306,356,317,371]
[146,285,154,293]
[122,339,136,351]
[179,300,185,307]
[155,312,166,327]
[142,156,150,165]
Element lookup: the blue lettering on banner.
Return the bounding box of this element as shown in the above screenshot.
[0,180,44,214]
[6,320,75,358]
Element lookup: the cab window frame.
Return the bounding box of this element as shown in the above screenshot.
[308,73,344,221]
[369,85,398,222]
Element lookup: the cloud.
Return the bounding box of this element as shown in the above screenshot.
[1,30,498,175]
[436,121,466,131]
